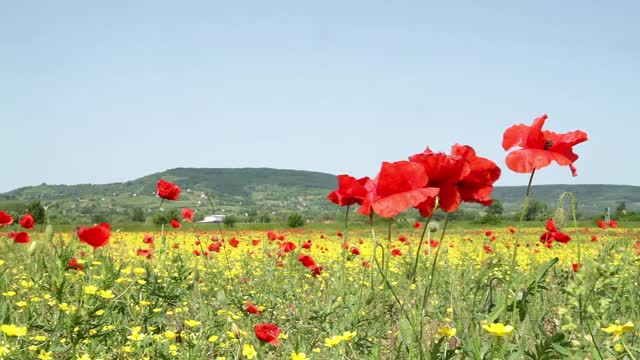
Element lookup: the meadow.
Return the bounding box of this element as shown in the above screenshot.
[0,220,638,359]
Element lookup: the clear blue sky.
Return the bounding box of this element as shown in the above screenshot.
[1,1,638,192]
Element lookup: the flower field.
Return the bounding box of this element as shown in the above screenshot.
[0,223,638,359]
[1,115,638,359]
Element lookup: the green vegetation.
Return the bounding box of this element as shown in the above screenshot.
[0,168,638,225]
[287,213,305,228]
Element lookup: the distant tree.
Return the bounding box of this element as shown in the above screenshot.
[27,201,46,224]
[524,199,548,221]
[475,214,502,225]
[130,207,145,222]
[151,209,180,225]
[223,215,238,228]
[615,201,627,217]
[486,199,504,216]
[287,213,305,228]
[258,214,271,224]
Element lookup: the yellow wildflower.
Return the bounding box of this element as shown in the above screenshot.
[324,336,342,347]
[1,324,28,337]
[242,343,257,359]
[98,290,115,299]
[439,326,457,338]
[291,352,309,360]
[83,285,98,295]
[601,321,634,336]
[169,344,178,356]
[37,350,53,360]
[482,323,514,337]
[184,319,201,328]
[341,331,357,341]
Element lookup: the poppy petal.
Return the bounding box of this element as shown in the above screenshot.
[505,148,573,174]
[372,187,439,218]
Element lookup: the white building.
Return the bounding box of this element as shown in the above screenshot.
[198,215,225,224]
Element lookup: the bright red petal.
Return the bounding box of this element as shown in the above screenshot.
[436,184,462,212]
[552,231,571,243]
[525,114,547,149]
[505,148,572,173]
[376,161,428,197]
[372,187,439,218]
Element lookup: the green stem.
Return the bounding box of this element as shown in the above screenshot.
[622,340,637,360]
[509,170,535,325]
[418,213,450,355]
[411,215,433,284]
[421,213,450,307]
[510,170,536,272]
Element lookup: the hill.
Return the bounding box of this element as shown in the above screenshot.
[0,168,638,224]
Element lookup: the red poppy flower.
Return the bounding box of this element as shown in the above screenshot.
[502,114,588,176]
[572,263,582,273]
[181,208,194,222]
[67,257,84,271]
[484,244,493,254]
[78,223,111,249]
[193,249,201,256]
[391,248,402,257]
[245,302,260,315]
[156,179,181,200]
[11,231,30,244]
[311,266,323,277]
[336,232,343,238]
[485,231,493,237]
[229,237,240,248]
[327,175,370,206]
[413,221,422,229]
[280,241,296,253]
[302,241,311,249]
[298,255,317,269]
[137,249,152,258]
[429,239,439,248]
[608,220,618,228]
[143,235,154,244]
[409,149,469,214]
[254,323,281,346]
[0,211,13,227]
[508,226,516,234]
[359,161,439,218]
[208,241,222,252]
[170,219,181,228]
[539,219,571,244]
[19,213,35,230]
[252,239,261,246]
[597,219,607,229]
[267,231,277,241]
[350,247,360,255]
[450,144,501,206]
